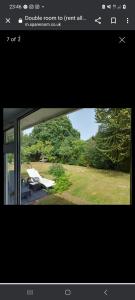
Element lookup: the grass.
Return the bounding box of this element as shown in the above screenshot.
[21,162,130,205]
[33,195,74,205]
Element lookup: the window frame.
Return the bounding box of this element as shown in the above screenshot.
[4,127,16,205]
[4,109,39,205]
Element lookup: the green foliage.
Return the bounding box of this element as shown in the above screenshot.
[85,137,114,169]
[49,164,65,178]
[21,141,44,162]
[31,115,80,159]
[8,153,14,164]
[59,137,86,165]
[84,108,131,172]
[115,157,131,173]
[71,139,87,166]
[95,108,131,165]
[21,115,81,164]
[41,141,55,162]
[21,108,131,173]
[53,175,71,193]
[48,164,71,193]
[21,133,34,147]
[21,137,55,163]
[58,138,73,163]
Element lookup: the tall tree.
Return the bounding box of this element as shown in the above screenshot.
[95,108,131,164]
[32,115,80,142]
[31,115,80,159]
[21,115,81,163]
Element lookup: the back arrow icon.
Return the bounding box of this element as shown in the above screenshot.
[104,289,108,296]
[95,17,102,24]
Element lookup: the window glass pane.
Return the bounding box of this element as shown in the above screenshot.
[20,108,74,205]
[5,128,14,143]
[20,108,131,205]
[5,153,15,205]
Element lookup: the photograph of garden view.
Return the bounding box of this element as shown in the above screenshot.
[20,108,131,205]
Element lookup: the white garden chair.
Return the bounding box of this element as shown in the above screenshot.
[27,168,55,189]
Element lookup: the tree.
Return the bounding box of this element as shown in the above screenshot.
[21,132,35,147]
[32,116,80,143]
[21,141,55,163]
[31,115,80,160]
[22,141,45,162]
[95,108,131,166]
[41,141,55,162]
[58,137,73,163]
[59,137,86,165]
[84,137,114,169]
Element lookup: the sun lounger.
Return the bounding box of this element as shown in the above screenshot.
[27,168,55,189]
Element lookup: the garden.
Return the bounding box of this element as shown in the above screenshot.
[20,108,131,205]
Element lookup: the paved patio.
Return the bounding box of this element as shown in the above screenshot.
[21,189,48,205]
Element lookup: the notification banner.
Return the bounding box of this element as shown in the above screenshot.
[0,0,134,30]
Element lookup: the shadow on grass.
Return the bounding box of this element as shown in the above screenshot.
[34,194,75,205]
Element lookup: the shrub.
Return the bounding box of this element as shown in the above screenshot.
[48,163,71,193]
[54,175,71,193]
[48,163,65,178]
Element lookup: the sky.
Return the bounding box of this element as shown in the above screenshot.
[68,108,99,140]
[24,108,99,140]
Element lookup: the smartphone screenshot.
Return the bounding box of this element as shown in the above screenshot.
[0,0,134,294]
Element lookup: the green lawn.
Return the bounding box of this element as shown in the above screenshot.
[21,162,130,205]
